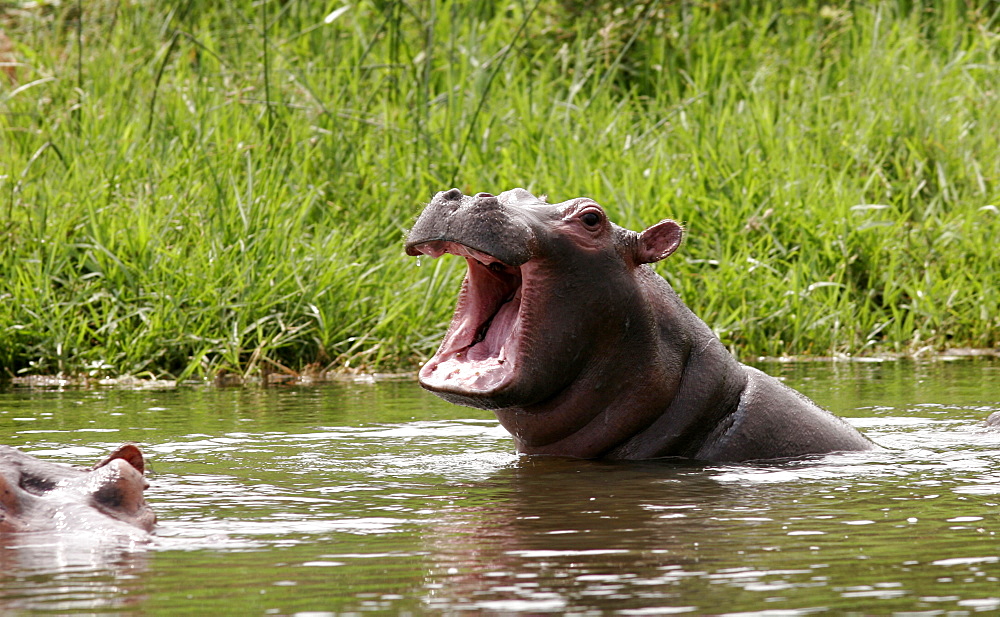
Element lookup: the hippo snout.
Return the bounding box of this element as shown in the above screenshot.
[405,189,535,266]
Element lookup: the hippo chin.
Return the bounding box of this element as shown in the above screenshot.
[0,444,156,535]
[406,188,875,462]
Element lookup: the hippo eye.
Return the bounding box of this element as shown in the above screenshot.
[19,474,56,495]
[579,210,603,229]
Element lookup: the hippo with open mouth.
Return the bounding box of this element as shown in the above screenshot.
[0,444,155,535]
[405,188,874,462]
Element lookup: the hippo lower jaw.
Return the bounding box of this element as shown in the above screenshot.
[410,240,525,399]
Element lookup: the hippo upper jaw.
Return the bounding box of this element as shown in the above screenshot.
[403,188,536,267]
[407,240,527,406]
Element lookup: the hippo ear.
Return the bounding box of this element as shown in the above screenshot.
[636,219,683,264]
[93,444,145,474]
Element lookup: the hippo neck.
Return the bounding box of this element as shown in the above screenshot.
[607,324,747,459]
[494,268,747,458]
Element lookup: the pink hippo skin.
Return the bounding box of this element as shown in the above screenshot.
[0,444,155,535]
[405,188,874,462]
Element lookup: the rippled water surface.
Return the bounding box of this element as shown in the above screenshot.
[1,359,998,615]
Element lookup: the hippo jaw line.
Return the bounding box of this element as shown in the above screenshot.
[410,240,525,402]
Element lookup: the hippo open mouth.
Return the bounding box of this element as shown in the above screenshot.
[409,240,525,395]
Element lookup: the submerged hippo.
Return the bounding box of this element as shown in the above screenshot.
[0,444,155,534]
[405,188,874,462]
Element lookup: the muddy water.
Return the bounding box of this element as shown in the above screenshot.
[0,359,998,615]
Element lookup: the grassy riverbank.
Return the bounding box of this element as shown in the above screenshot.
[1,1,998,380]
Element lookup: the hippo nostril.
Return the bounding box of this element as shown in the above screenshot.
[473,192,500,209]
[443,188,463,200]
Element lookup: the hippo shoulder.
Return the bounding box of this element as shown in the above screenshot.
[695,366,874,462]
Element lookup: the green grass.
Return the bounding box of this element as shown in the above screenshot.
[1,0,998,380]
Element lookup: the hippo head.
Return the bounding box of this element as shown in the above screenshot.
[0,444,156,534]
[405,188,682,411]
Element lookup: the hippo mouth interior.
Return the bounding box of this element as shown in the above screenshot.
[410,240,524,394]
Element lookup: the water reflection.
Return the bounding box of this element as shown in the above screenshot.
[0,532,150,613]
[421,458,726,613]
[417,423,1000,615]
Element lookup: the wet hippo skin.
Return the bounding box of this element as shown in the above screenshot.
[0,444,155,534]
[406,188,875,462]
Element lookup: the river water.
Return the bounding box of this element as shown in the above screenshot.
[0,359,998,615]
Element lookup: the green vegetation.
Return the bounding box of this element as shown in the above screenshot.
[1,1,998,380]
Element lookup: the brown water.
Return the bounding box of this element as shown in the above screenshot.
[0,359,998,615]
